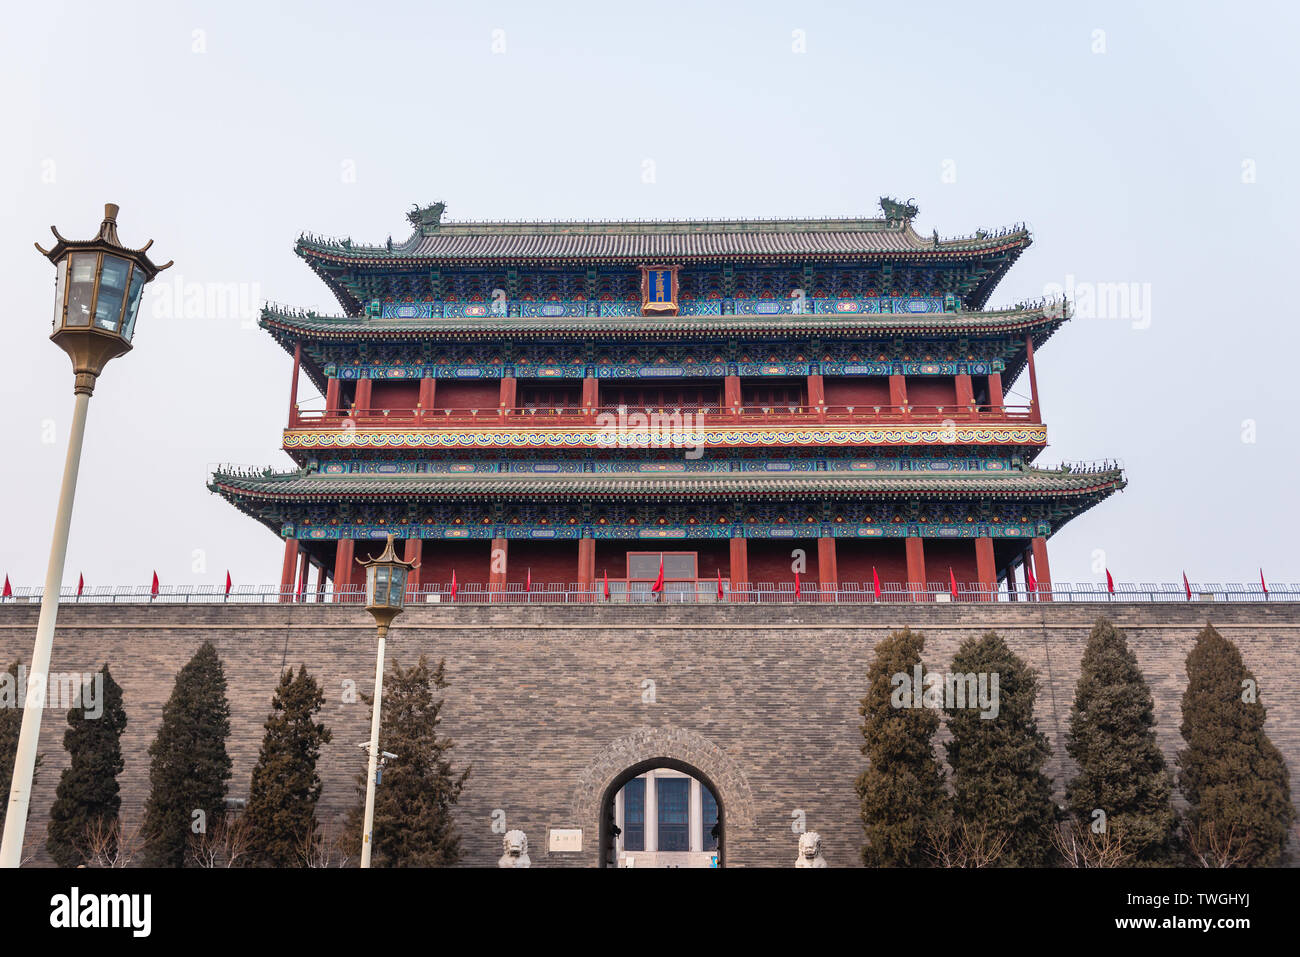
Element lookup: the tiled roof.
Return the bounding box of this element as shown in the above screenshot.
[211,466,1125,502]
[296,219,1031,264]
[260,304,1064,340]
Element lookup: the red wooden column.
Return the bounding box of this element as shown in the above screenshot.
[582,377,599,420]
[807,374,826,421]
[974,537,997,601]
[499,376,517,415]
[295,548,310,600]
[889,374,908,416]
[403,538,423,598]
[955,373,974,417]
[279,537,299,603]
[988,372,1004,412]
[288,341,302,427]
[333,539,356,602]
[816,536,837,598]
[577,537,596,600]
[418,377,437,418]
[729,536,748,600]
[353,378,373,415]
[325,377,341,415]
[724,375,742,417]
[905,535,927,600]
[489,537,508,598]
[1025,334,1041,423]
[1031,536,1053,601]
[314,562,327,601]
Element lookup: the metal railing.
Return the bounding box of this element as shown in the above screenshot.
[0,582,1292,605]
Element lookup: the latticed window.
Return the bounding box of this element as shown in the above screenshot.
[622,778,645,851]
[657,778,690,852]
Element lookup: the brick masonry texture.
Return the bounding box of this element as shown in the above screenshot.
[1,601,1297,867]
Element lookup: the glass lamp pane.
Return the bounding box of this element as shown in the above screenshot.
[388,568,406,607]
[94,255,130,331]
[366,569,377,605]
[121,267,146,340]
[65,253,98,327]
[52,259,68,328]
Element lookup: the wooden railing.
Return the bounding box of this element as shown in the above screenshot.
[289,403,1038,429]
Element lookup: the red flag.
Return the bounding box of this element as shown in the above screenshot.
[717,568,724,601]
[2,575,11,599]
[1105,569,1114,595]
[450,569,458,601]
[77,573,84,597]
[794,571,802,599]
[651,556,664,594]
[1183,571,1191,601]
[1260,568,1268,597]
[603,569,610,601]
[872,566,881,601]
[949,566,959,601]
[151,571,159,597]
[525,567,532,593]
[1025,562,1037,593]
[225,570,232,597]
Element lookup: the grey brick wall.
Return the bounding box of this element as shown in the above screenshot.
[1,601,1297,867]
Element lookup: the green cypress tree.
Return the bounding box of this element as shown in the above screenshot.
[46,664,127,866]
[856,627,948,866]
[1178,623,1294,866]
[1065,617,1177,864]
[242,666,332,867]
[945,632,1057,866]
[141,641,232,867]
[347,656,468,867]
[0,660,41,836]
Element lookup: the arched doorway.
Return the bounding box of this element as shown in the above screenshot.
[598,758,724,868]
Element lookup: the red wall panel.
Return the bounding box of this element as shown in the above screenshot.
[437,381,501,411]
[746,539,819,584]
[823,376,890,408]
[836,539,908,587]
[905,376,957,410]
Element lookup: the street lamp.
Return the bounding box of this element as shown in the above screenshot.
[356,534,416,868]
[0,205,169,868]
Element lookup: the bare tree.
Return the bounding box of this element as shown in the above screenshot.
[81,818,142,868]
[299,818,353,869]
[1184,821,1250,868]
[924,819,1011,868]
[1052,819,1132,868]
[186,813,250,868]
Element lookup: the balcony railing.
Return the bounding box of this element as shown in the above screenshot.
[1,582,1290,605]
[290,403,1037,429]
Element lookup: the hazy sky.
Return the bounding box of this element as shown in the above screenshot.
[1,0,1297,589]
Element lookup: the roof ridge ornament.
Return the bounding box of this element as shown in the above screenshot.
[879,196,918,225]
[407,201,447,234]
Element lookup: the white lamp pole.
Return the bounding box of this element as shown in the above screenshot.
[356,534,415,868]
[1,205,170,867]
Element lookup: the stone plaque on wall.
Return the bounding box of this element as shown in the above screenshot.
[548,828,582,853]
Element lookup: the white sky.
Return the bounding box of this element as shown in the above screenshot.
[1,0,1297,588]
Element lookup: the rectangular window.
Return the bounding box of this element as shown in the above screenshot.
[701,786,719,851]
[627,551,698,581]
[622,778,645,851]
[657,778,690,852]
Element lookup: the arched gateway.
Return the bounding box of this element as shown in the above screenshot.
[571,726,756,868]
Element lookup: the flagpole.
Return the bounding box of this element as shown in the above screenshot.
[1,391,91,867]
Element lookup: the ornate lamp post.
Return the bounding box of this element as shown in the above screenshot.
[356,534,416,868]
[0,205,170,867]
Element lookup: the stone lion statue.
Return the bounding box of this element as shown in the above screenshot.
[498,829,531,868]
[795,831,827,868]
